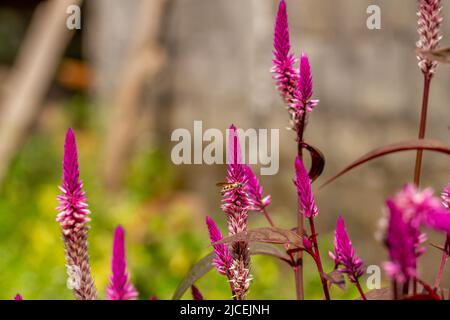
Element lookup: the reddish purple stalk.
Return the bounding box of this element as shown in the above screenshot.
[414,0,442,187]
[106,225,138,300]
[191,285,204,300]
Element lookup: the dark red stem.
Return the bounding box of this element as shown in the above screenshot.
[413,74,432,187]
[433,236,450,289]
[262,208,275,228]
[392,281,398,300]
[293,112,307,300]
[355,279,367,300]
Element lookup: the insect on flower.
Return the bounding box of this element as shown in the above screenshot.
[216,182,245,195]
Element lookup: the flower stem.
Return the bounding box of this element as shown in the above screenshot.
[433,235,450,289]
[293,204,304,300]
[413,73,432,187]
[355,279,367,300]
[392,281,398,300]
[294,112,307,300]
[309,217,331,300]
[296,113,306,156]
[293,266,304,300]
[262,208,275,228]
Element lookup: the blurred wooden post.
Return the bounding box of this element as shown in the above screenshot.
[0,0,82,184]
[249,0,275,122]
[102,0,167,191]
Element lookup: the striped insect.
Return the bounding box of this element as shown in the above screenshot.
[216,182,244,195]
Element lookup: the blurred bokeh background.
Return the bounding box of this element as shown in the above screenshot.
[0,0,448,300]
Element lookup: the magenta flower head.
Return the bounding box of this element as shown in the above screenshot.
[294,157,318,218]
[272,0,298,103]
[206,216,233,276]
[56,128,97,300]
[244,165,271,212]
[329,216,364,283]
[293,52,319,114]
[191,285,204,301]
[221,125,252,300]
[417,0,443,74]
[223,125,251,226]
[14,294,22,300]
[57,128,91,236]
[393,184,450,235]
[107,225,138,300]
[384,200,417,284]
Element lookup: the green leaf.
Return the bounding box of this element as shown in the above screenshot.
[172,252,214,300]
[172,243,291,300]
[322,270,346,291]
[213,227,304,249]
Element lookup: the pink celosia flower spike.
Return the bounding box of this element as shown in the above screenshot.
[244,165,271,213]
[294,52,319,114]
[417,0,443,75]
[384,200,417,284]
[291,53,319,137]
[329,216,364,283]
[14,294,22,300]
[191,285,204,300]
[272,0,298,103]
[294,157,318,218]
[206,216,233,276]
[56,128,97,300]
[107,225,138,300]
[221,125,252,300]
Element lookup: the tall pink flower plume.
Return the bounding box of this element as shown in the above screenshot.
[293,52,319,114]
[221,125,252,300]
[107,225,138,300]
[393,184,450,235]
[56,128,97,300]
[294,157,318,218]
[272,0,298,103]
[417,0,443,74]
[14,294,22,300]
[329,216,364,283]
[223,125,251,223]
[57,128,91,235]
[244,165,271,212]
[384,200,417,284]
[191,285,204,300]
[206,216,233,276]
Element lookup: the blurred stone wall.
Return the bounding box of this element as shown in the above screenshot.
[89,0,450,283]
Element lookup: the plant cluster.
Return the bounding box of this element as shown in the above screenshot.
[12,0,450,300]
